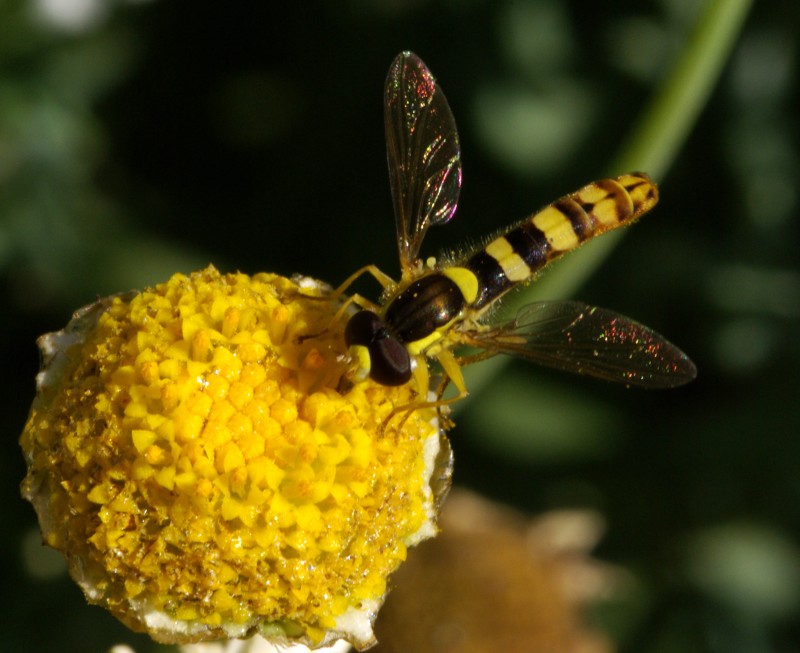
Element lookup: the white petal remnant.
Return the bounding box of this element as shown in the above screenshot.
[111,635,353,653]
[21,266,450,649]
[180,634,353,653]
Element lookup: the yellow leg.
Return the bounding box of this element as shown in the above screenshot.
[298,266,395,344]
[435,349,468,398]
[331,264,397,299]
[325,264,397,334]
[411,357,431,403]
[381,350,469,433]
[329,293,377,326]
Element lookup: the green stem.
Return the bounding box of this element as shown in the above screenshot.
[461,0,753,402]
[615,0,753,177]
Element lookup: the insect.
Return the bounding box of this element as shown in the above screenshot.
[340,51,696,410]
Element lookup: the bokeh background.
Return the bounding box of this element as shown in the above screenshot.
[3,0,799,651]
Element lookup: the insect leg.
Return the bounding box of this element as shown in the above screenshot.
[296,292,381,347]
[435,348,468,399]
[297,267,392,344]
[330,264,397,300]
[380,349,469,433]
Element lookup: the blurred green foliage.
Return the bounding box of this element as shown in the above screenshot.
[3,1,799,652]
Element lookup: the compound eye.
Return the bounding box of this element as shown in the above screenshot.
[345,310,383,347]
[369,337,412,386]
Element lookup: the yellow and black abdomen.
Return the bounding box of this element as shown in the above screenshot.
[466,173,658,310]
[345,173,658,387]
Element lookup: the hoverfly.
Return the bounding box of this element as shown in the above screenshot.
[340,52,696,410]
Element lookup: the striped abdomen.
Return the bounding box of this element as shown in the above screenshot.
[466,172,658,310]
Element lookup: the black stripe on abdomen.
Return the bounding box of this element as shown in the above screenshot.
[552,198,592,242]
[466,250,512,310]
[503,220,551,269]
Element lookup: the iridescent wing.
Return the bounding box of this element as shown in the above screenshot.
[460,301,697,388]
[385,51,462,275]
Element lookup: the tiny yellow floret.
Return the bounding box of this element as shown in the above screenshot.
[20,266,449,650]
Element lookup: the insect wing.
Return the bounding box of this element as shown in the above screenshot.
[464,301,697,388]
[384,51,462,273]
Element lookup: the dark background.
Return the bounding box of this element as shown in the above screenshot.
[3,1,799,651]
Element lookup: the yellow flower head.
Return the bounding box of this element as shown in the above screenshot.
[20,266,451,649]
